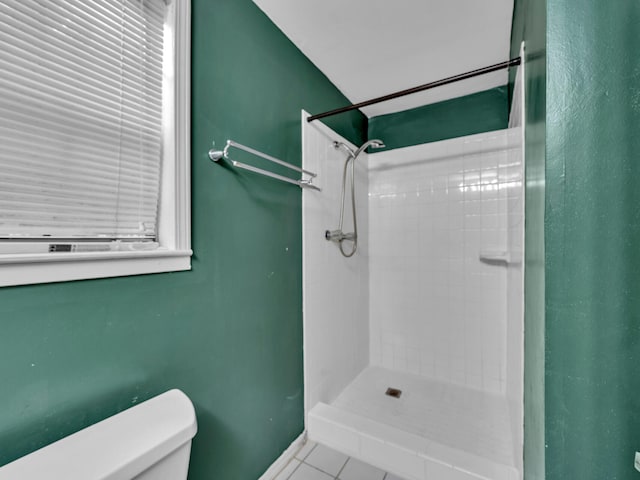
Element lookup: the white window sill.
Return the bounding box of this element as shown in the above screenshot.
[0,249,192,287]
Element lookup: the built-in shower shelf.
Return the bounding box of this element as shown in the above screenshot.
[479,250,523,265]
[479,250,510,263]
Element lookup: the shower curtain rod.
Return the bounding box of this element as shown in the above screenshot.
[306,57,522,122]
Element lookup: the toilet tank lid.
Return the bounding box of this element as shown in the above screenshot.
[0,389,197,480]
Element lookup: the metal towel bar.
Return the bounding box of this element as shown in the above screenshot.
[209,140,320,191]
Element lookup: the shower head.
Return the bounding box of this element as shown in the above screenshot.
[368,139,385,149]
[333,139,385,159]
[352,139,385,158]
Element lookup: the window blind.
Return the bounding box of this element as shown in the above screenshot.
[0,0,167,242]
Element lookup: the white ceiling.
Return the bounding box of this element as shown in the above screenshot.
[252,0,514,118]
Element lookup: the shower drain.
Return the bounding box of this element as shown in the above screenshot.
[385,387,402,398]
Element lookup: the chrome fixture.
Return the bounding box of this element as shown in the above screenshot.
[325,139,385,257]
[209,139,320,191]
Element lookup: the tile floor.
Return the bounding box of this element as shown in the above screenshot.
[274,441,408,480]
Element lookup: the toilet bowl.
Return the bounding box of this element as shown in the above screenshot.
[0,389,197,480]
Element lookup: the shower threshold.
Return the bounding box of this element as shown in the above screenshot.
[307,367,518,480]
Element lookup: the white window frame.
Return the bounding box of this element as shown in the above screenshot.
[0,0,192,287]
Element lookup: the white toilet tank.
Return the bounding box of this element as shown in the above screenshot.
[0,389,197,480]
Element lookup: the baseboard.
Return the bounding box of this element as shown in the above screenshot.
[257,431,306,480]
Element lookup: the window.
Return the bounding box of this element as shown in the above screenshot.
[0,0,191,286]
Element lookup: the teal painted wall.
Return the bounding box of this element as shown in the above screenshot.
[368,86,509,151]
[0,2,366,479]
[510,1,546,479]
[545,1,640,479]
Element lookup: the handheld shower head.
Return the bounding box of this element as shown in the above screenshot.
[352,138,385,158]
[326,137,385,258]
[333,139,385,158]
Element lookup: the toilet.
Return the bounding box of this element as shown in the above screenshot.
[0,389,197,480]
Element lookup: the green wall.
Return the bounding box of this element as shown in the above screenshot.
[511,1,547,479]
[0,2,366,479]
[545,1,640,478]
[368,86,509,151]
[514,0,640,478]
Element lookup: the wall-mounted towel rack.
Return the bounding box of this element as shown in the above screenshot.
[209,140,320,191]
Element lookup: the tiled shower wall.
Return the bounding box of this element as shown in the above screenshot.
[368,130,522,394]
[302,114,370,415]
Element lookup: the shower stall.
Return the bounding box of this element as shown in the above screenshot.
[300,66,525,480]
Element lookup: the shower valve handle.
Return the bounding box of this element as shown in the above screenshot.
[325,230,356,242]
[325,230,342,242]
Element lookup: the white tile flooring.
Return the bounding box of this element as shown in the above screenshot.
[274,441,408,480]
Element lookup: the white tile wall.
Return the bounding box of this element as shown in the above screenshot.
[302,114,524,480]
[368,130,520,394]
[302,113,370,415]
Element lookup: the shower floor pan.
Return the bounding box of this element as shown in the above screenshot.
[308,367,518,480]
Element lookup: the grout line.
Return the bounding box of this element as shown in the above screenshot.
[284,441,316,480]
[301,462,338,478]
[272,454,299,479]
[299,442,318,461]
[284,459,302,480]
[334,455,350,479]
